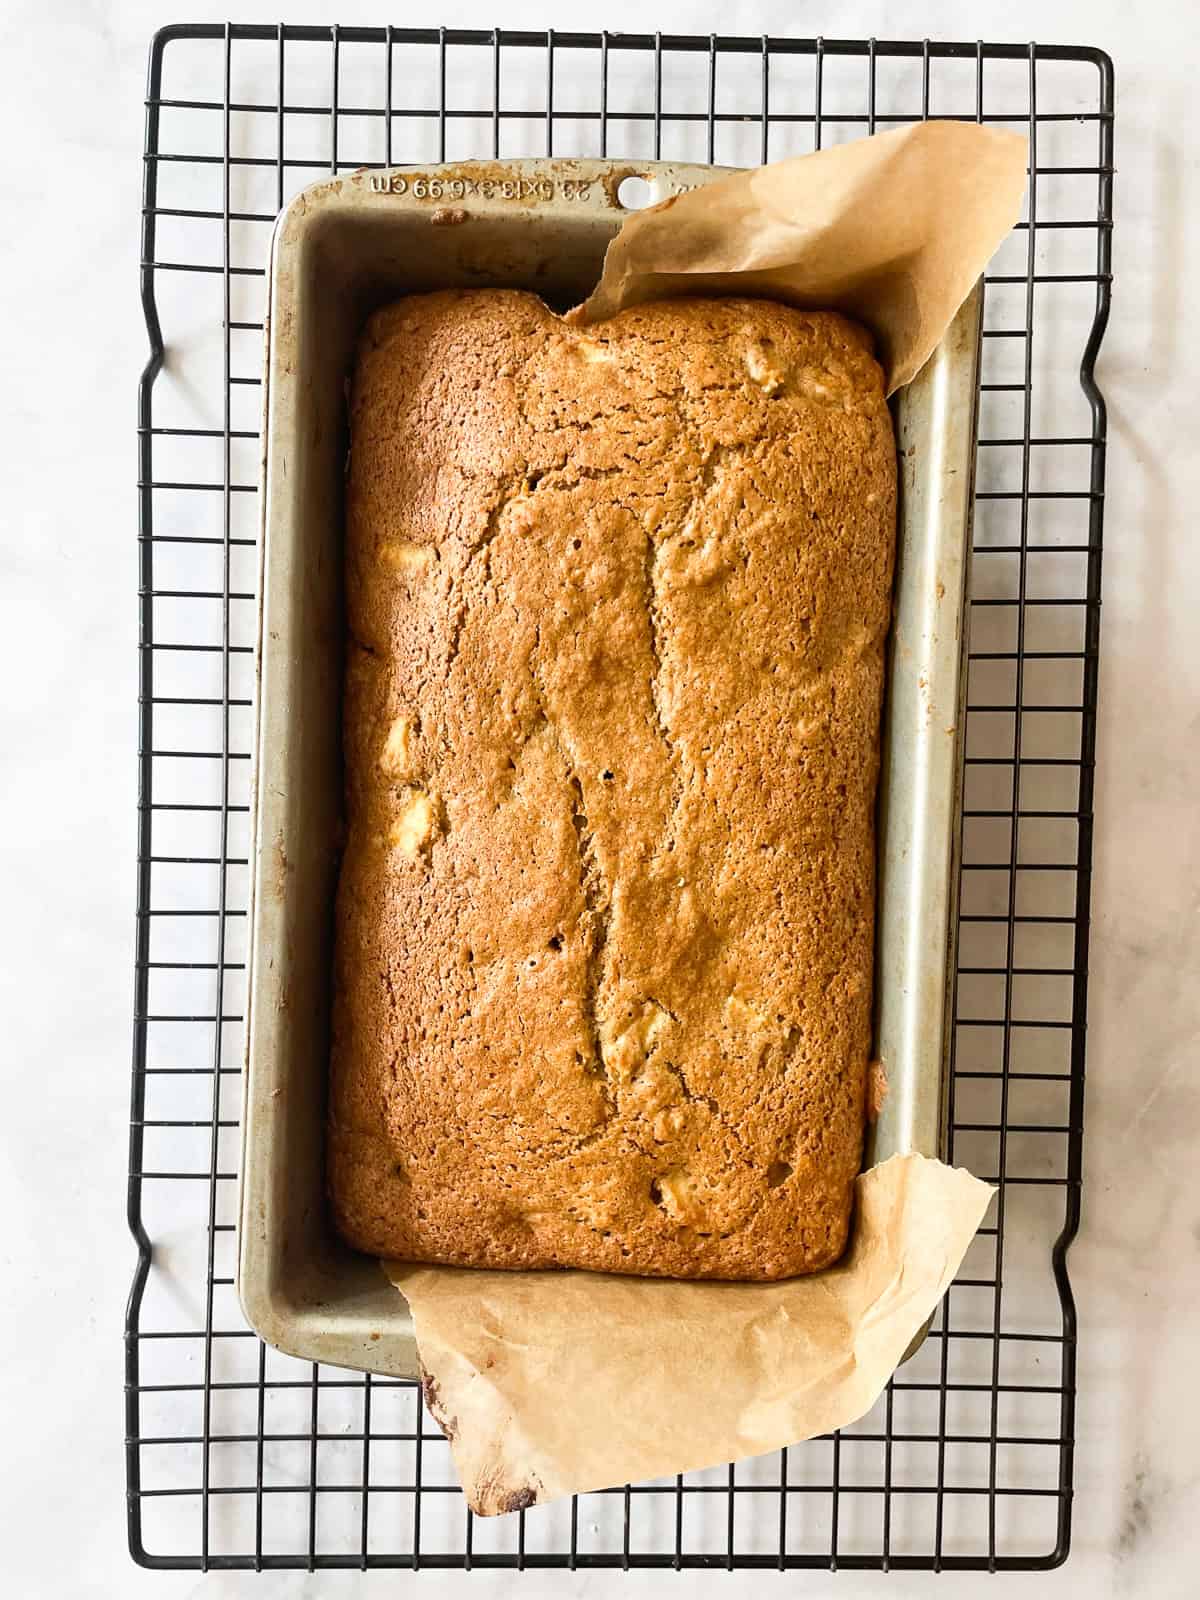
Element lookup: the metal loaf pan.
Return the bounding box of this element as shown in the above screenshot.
[240,159,981,1380]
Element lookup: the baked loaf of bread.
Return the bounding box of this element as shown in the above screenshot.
[330,289,896,1280]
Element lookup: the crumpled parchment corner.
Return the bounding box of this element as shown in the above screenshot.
[386,1154,995,1515]
[572,120,1028,394]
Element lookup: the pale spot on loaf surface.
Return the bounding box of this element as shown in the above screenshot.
[330,289,896,1280]
[652,1105,687,1142]
[725,994,769,1031]
[572,337,615,365]
[607,1001,672,1086]
[745,342,786,395]
[379,540,435,574]
[379,715,415,780]
[387,789,435,856]
[652,1168,705,1226]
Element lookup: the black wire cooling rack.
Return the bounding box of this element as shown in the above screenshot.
[128,24,1112,1573]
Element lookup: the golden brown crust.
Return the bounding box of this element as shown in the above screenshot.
[329,289,897,1280]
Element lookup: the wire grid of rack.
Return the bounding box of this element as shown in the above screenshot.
[129,24,1112,1573]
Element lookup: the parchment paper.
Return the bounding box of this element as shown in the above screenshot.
[574,120,1028,393]
[378,124,1024,1515]
[389,1156,993,1514]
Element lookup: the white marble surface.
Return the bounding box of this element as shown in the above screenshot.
[2,0,1197,1594]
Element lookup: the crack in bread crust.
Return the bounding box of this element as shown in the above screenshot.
[566,772,612,1087]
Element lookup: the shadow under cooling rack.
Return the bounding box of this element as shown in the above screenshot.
[129,23,1112,1573]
